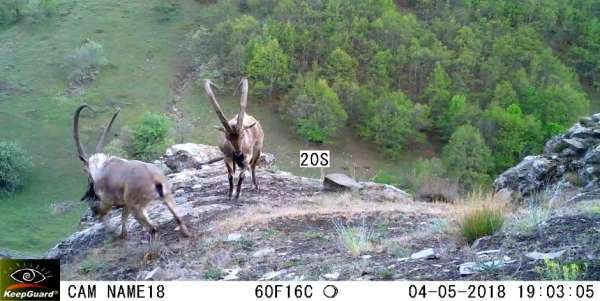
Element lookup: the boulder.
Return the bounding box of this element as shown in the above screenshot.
[562,138,586,152]
[323,173,362,192]
[163,143,223,172]
[493,156,557,197]
[410,248,438,260]
[525,250,565,261]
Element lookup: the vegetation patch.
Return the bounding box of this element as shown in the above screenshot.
[458,192,506,243]
[0,141,32,197]
[130,113,173,161]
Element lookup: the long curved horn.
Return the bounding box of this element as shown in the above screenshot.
[203,79,232,132]
[73,104,92,163]
[236,77,248,131]
[96,107,121,153]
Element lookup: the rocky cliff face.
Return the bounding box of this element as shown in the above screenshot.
[494,114,600,202]
[47,144,411,263]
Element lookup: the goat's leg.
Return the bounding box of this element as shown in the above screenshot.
[120,207,129,239]
[251,152,260,191]
[161,193,191,237]
[98,202,117,235]
[234,167,247,200]
[226,162,234,199]
[132,207,159,240]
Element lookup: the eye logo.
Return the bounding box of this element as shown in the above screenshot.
[10,268,47,284]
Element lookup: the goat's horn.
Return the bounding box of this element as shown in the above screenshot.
[204,79,232,133]
[73,104,92,163]
[237,77,248,131]
[96,107,121,153]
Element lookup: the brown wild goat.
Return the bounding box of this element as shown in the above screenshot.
[203,77,264,200]
[73,104,191,239]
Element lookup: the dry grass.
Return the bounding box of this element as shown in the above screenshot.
[455,191,509,244]
[214,193,455,233]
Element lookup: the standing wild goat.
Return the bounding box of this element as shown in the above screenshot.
[203,77,264,200]
[73,104,191,239]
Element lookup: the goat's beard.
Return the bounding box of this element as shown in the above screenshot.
[233,152,246,168]
[80,180,101,216]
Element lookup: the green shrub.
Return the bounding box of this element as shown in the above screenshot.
[459,193,505,243]
[202,268,224,280]
[65,39,108,82]
[442,125,492,191]
[131,113,173,161]
[0,141,32,197]
[536,259,587,281]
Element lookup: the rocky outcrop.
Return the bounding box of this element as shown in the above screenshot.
[494,114,600,201]
[47,144,411,262]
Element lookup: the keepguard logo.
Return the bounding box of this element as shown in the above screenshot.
[0,259,59,301]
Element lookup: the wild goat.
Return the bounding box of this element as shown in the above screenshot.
[203,77,264,200]
[73,104,191,239]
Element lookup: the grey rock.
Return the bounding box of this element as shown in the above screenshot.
[563,138,586,151]
[359,182,412,202]
[568,123,596,139]
[322,272,340,280]
[225,233,242,242]
[323,173,362,192]
[163,143,223,172]
[584,145,600,164]
[493,156,557,198]
[525,250,565,260]
[410,248,438,260]
[459,262,479,275]
[591,113,600,122]
[144,267,165,280]
[259,270,286,281]
[223,268,241,281]
[253,248,275,257]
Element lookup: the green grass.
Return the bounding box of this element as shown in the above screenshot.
[459,194,505,243]
[0,0,205,255]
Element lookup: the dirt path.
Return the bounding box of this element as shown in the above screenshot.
[166,64,200,143]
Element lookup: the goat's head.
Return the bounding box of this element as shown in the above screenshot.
[204,77,256,157]
[73,104,120,213]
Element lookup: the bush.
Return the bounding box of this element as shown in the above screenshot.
[536,259,587,281]
[357,91,415,157]
[458,192,505,243]
[287,75,347,143]
[131,113,173,161]
[442,125,492,191]
[65,39,108,82]
[0,142,32,197]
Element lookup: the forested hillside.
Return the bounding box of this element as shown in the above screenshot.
[0,0,598,197]
[189,0,597,191]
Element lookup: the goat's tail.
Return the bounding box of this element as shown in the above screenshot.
[155,182,165,198]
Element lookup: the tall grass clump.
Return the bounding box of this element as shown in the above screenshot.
[332,218,373,256]
[0,141,32,197]
[131,113,173,161]
[458,192,506,244]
